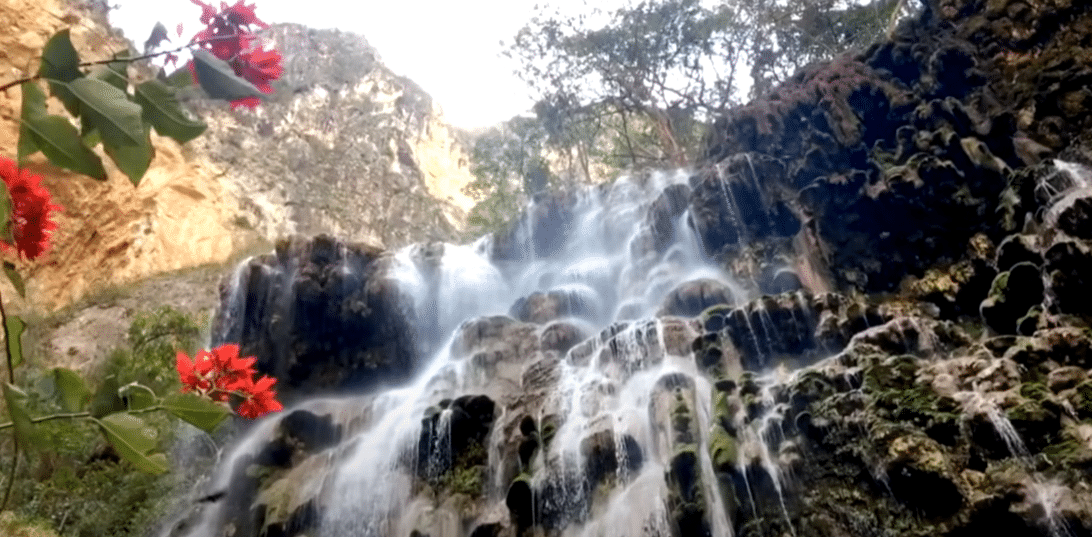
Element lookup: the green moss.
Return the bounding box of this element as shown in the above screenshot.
[713,390,731,423]
[709,424,738,471]
[440,463,485,498]
[1042,434,1087,466]
[863,354,919,392]
[435,439,488,498]
[672,396,694,444]
[989,270,1011,298]
[541,419,558,448]
[1019,381,1050,402]
[1073,381,1092,419]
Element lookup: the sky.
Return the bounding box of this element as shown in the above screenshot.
[107,0,624,129]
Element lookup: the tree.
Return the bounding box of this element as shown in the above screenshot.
[462,116,555,236]
[509,0,742,168]
[507,0,918,173]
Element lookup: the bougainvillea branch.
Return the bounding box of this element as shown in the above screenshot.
[0,34,258,94]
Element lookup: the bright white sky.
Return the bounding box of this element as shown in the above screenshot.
[107,0,626,129]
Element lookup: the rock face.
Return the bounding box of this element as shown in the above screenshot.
[188,23,475,249]
[0,0,256,311]
[696,0,1092,295]
[0,4,474,312]
[212,235,419,401]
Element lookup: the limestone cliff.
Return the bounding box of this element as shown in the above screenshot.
[1,0,251,311]
[186,23,476,248]
[0,0,475,311]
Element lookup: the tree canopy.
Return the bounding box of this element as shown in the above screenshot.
[505,0,915,174]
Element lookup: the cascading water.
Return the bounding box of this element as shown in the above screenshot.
[178,169,777,537]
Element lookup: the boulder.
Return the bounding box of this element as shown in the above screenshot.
[211,235,418,401]
[660,278,735,317]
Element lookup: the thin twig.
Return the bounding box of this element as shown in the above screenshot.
[0,411,92,431]
[0,34,239,93]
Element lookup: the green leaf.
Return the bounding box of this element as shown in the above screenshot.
[20,82,107,180]
[191,49,265,101]
[160,66,194,89]
[52,368,91,412]
[162,392,230,432]
[3,383,44,451]
[89,50,131,92]
[104,122,154,186]
[3,261,25,297]
[64,78,152,184]
[94,413,168,474]
[134,79,207,144]
[118,382,156,411]
[37,29,84,116]
[5,315,25,369]
[65,78,145,148]
[0,183,11,244]
[16,122,38,164]
[89,376,125,418]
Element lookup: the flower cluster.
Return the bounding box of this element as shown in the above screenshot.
[189,0,283,109]
[176,343,283,419]
[0,157,62,260]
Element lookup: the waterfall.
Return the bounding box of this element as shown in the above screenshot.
[165,162,1090,537]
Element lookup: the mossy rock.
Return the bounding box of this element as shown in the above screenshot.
[709,424,738,472]
[1074,381,1092,419]
[505,473,535,526]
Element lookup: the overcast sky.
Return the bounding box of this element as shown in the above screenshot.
[107,0,625,129]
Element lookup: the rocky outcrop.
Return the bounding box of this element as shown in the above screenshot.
[0,3,475,312]
[697,0,1092,296]
[0,0,257,311]
[188,24,475,249]
[212,235,418,401]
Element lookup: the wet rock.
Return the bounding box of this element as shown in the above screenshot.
[980,262,1044,334]
[885,434,963,517]
[510,289,597,324]
[505,474,534,528]
[762,268,803,294]
[492,190,579,260]
[645,183,693,255]
[908,257,998,320]
[540,321,587,354]
[417,395,496,481]
[688,154,799,256]
[1047,366,1087,393]
[1044,240,1092,317]
[722,293,820,370]
[579,429,643,485]
[1055,192,1092,240]
[211,235,418,401]
[263,410,341,461]
[995,234,1041,271]
[659,278,735,317]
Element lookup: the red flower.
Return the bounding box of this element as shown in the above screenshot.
[0,157,62,260]
[236,376,283,418]
[176,343,282,419]
[239,47,282,93]
[190,0,218,25]
[187,0,282,110]
[223,0,267,28]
